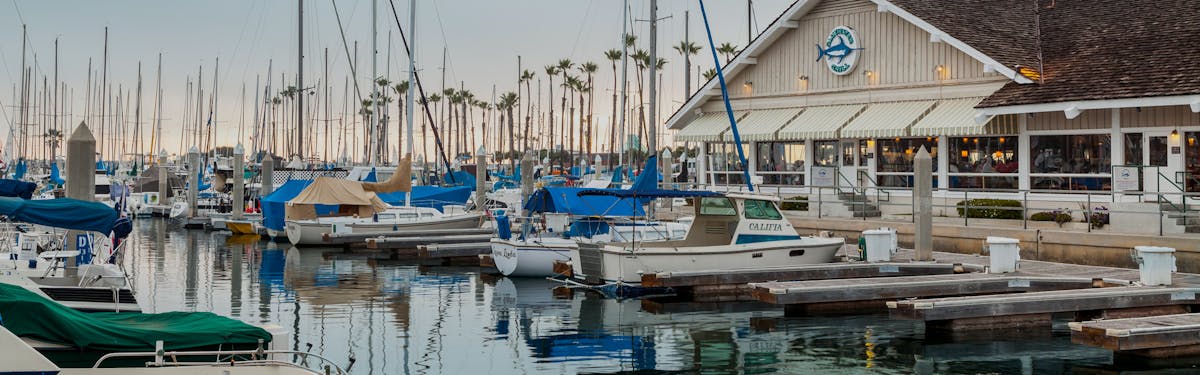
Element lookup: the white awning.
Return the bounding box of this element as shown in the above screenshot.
[840,100,936,139]
[776,104,864,140]
[911,97,1014,136]
[737,108,803,141]
[675,111,747,142]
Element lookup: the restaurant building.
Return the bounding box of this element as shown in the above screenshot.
[667,0,1200,229]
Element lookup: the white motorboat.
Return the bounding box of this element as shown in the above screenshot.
[568,192,845,285]
[285,205,482,245]
[491,220,690,278]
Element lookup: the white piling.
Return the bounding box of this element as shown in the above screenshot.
[261,156,274,197]
[157,149,168,207]
[187,146,200,218]
[232,144,245,220]
[914,146,933,261]
[475,146,487,211]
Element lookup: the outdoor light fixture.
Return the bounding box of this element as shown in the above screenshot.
[1172,129,1179,137]
[1064,105,1081,119]
[960,150,969,158]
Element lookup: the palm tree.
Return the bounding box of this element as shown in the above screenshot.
[474,99,489,153]
[578,62,598,155]
[392,81,410,156]
[459,90,475,158]
[427,93,441,161]
[543,65,558,153]
[519,70,535,150]
[359,98,374,162]
[717,42,739,63]
[556,59,574,157]
[673,41,701,99]
[630,49,650,156]
[497,92,519,168]
[562,75,581,160]
[702,68,718,81]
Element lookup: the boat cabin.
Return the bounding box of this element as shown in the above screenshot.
[659,193,802,247]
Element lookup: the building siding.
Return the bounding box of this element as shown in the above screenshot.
[1120,105,1200,128]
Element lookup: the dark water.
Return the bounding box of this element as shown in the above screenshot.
[115,219,1195,374]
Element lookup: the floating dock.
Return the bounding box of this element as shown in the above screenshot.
[1071,313,1200,358]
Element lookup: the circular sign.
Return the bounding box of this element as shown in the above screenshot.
[817,26,862,76]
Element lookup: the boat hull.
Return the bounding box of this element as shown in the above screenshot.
[284,221,338,246]
[490,238,576,277]
[347,213,482,233]
[226,220,257,235]
[571,237,845,284]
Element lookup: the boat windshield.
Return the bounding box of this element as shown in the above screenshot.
[742,199,782,220]
[698,197,737,216]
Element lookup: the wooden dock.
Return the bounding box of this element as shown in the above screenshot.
[753,274,1104,308]
[642,262,972,287]
[888,287,1200,330]
[1071,313,1200,358]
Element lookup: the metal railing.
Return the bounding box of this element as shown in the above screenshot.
[92,345,348,374]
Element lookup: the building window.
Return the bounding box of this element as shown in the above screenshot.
[948,136,1018,189]
[1149,136,1168,167]
[707,143,746,185]
[841,141,855,166]
[813,140,838,167]
[755,142,805,186]
[1125,133,1143,165]
[859,140,870,167]
[876,137,938,187]
[1030,134,1112,191]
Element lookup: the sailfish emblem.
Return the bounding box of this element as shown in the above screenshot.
[816,34,863,63]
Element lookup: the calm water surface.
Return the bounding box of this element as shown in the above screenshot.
[117,219,1191,374]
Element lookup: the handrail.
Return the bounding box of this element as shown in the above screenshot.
[1157,169,1187,214]
[92,348,347,374]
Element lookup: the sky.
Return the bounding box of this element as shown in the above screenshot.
[0,0,793,160]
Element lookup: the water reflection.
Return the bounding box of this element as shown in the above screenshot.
[118,219,1161,374]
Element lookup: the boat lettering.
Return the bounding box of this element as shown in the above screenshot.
[748,223,783,232]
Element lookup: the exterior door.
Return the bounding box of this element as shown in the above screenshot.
[839,140,860,188]
[1143,131,1182,194]
[1185,132,1200,193]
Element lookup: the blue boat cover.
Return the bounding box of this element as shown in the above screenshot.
[579,156,721,199]
[0,197,118,233]
[375,185,472,212]
[524,187,646,216]
[260,179,338,231]
[12,160,27,180]
[0,179,36,199]
[49,163,65,185]
[363,168,377,182]
[444,170,476,189]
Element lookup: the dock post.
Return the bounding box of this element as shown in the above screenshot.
[261,156,274,197]
[660,148,673,212]
[232,144,245,220]
[157,149,168,208]
[65,122,97,271]
[914,146,933,261]
[476,146,487,211]
[187,146,200,218]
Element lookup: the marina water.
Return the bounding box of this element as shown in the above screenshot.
[122,219,1144,374]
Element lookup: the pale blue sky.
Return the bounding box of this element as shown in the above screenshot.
[0,0,792,156]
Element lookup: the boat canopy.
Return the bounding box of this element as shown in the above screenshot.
[579,156,722,199]
[285,177,388,220]
[262,179,338,231]
[0,179,36,199]
[0,197,118,233]
[0,283,271,352]
[525,187,647,217]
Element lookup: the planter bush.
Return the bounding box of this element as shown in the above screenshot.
[956,199,1022,219]
[781,196,809,211]
[1030,210,1073,226]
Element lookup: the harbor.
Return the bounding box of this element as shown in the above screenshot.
[1,0,1199,373]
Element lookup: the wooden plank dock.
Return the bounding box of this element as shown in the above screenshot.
[642,262,972,288]
[366,234,492,249]
[888,287,1200,331]
[1070,313,1200,358]
[753,274,1104,305]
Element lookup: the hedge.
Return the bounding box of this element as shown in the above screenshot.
[781,196,809,211]
[1029,210,1073,224]
[955,199,1022,219]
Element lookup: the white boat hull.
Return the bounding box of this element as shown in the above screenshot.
[347,213,482,233]
[490,238,576,277]
[571,237,845,284]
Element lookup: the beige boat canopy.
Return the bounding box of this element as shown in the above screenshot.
[362,154,413,194]
[285,177,389,220]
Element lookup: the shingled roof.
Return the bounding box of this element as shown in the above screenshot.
[896,0,1200,108]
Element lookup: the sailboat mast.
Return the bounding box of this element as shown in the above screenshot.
[617,0,629,171]
[52,36,58,161]
[370,0,379,166]
[297,0,305,161]
[135,62,142,165]
[210,57,219,159]
[152,53,162,160]
[406,0,417,194]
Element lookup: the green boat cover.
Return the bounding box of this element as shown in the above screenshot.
[0,283,272,351]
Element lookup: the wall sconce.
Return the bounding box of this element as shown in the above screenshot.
[743,80,753,87]
[866,139,875,148]
[960,150,969,158]
[935,64,948,80]
[1171,129,1179,137]
[797,75,809,92]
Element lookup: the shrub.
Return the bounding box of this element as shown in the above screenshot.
[1030,209,1073,226]
[1088,206,1110,229]
[956,199,1022,219]
[780,196,809,211]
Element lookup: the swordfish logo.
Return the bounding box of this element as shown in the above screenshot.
[816,26,863,75]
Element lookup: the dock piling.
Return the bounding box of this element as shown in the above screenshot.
[65,122,96,270]
[157,149,168,206]
[232,144,245,220]
[261,156,274,197]
[914,146,933,261]
[186,146,200,218]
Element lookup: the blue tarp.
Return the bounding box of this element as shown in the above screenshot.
[0,179,36,199]
[375,185,472,212]
[12,160,26,180]
[260,180,338,231]
[49,163,64,185]
[362,168,377,182]
[579,156,721,199]
[0,197,118,233]
[444,170,476,189]
[524,187,646,216]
